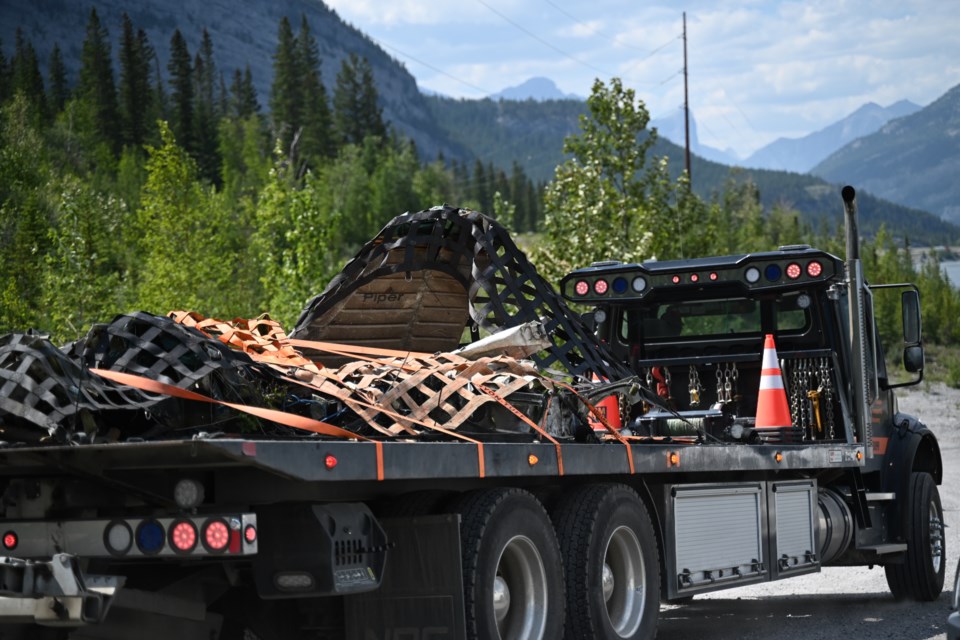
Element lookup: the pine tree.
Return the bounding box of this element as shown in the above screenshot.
[0,39,9,104]
[167,29,194,153]
[333,54,386,146]
[48,43,68,115]
[150,53,168,141]
[77,8,119,152]
[11,29,47,121]
[297,14,333,161]
[355,55,386,140]
[231,65,259,118]
[118,14,153,148]
[192,29,221,183]
[270,16,301,157]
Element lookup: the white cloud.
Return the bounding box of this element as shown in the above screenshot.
[325,0,488,26]
[335,0,960,155]
[556,20,605,39]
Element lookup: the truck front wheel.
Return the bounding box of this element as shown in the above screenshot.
[551,484,660,639]
[451,488,565,640]
[885,471,945,601]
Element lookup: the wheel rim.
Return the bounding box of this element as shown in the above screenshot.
[493,534,548,640]
[929,500,944,574]
[602,525,646,637]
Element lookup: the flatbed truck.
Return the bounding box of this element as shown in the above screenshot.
[0,187,943,639]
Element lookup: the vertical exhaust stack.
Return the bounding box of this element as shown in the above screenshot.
[842,186,875,458]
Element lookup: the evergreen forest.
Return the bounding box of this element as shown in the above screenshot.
[1,9,958,383]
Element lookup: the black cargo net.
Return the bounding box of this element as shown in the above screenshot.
[0,313,279,443]
[293,206,631,381]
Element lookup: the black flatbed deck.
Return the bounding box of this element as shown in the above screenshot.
[0,438,866,484]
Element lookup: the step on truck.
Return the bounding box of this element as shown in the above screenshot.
[0,186,943,639]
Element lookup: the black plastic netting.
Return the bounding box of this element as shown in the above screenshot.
[293,205,633,382]
[0,312,279,443]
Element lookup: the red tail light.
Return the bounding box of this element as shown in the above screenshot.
[244,524,258,544]
[786,263,802,279]
[203,519,230,552]
[169,520,198,553]
[807,261,823,277]
[593,279,608,295]
[2,531,17,550]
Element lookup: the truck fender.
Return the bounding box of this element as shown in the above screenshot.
[885,412,942,543]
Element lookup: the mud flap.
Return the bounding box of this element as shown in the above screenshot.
[345,515,466,640]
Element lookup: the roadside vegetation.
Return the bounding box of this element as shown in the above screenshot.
[1,9,958,385]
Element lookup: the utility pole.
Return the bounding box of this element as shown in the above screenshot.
[683,11,692,184]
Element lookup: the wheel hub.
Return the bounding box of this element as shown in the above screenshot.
[493,575,511,624]
[493,535,548,639]
[602,563,615,602]
[602,525,646,638]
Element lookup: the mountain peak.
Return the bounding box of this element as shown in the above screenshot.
[490,77,581,102]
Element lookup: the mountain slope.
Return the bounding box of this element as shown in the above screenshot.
[811,84,960,224]
[490,77,582,101]
[650,109,740,166]
[0,0,471,162]
[425,95,958,244]
[745,100,921,173]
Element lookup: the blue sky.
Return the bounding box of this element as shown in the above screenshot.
[324,0,960,157]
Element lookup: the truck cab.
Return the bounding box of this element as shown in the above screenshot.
[559,199,944,603]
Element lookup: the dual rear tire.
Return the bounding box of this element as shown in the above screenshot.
[451,485,659,640]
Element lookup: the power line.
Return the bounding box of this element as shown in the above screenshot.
[370,37,495,97]
[542,0,679,59]
[474,0,613,78]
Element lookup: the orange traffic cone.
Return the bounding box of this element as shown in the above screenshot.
[756,334,793,429]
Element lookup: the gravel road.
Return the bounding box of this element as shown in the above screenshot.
[657,381,960,640]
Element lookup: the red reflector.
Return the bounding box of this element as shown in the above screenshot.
[807,261,823,277]
[709,272,718,281]
[170,521,198,553]
[593,279,608,295]
[786,263,802,279]
[244,524,258,544]
[229,528,241,554]
[325,454,338,469]
[574,280,589,296]
[690,273,699,282]
[204,520,230,552]
[2,531,17,550]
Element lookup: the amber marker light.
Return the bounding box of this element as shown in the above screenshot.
[775,452,783,463]
[528,454,539,466]
[668,452,680,467]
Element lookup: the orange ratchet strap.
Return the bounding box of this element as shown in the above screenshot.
[476,383,563,476]
[282,376,486,479]
[90,368,385,481]
[555,380,635,474]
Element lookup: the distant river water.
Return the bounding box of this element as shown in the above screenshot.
[942,260,960,288]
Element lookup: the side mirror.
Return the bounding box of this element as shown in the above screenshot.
[902,290,921,343]
[870,283,923,388]
[903,344,924,373]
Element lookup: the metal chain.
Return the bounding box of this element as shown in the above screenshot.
[788,360,803,438]
[820,357,835,439]
[688,365,702,407]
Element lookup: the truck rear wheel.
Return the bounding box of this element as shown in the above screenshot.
[551,484,659,639]
[450,488,565,640]
[884,471,945,601]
